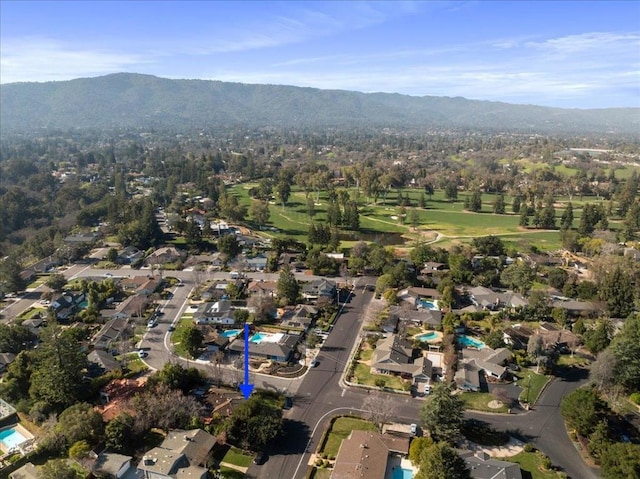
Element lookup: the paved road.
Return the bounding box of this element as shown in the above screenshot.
[246,284,375,479]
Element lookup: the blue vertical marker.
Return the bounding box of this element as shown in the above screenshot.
[239,322,254,399]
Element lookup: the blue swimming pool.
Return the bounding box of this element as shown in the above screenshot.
[458,335,486,349]
[392,467,414,479]
[220,329,242,338]
[0,427,28,450]
[416,331,440,342]
[250,333,265,343]
[419,299,439,310]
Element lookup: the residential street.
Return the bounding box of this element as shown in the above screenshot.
[0,260,600,479]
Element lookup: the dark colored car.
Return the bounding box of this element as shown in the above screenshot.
[253,452,267,465]
[283,397,293,410]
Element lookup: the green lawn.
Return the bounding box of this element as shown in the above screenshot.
[507,451,565,479]
[352,363,408,391]
[227,183,590,250]
[359,349,373,361]
[26,274,49,289]
[321,417,378,457]
[170,316,197,357]
[310,468,332,479]
[515,370,550,404]
[218,466,245,479]
[460,392,509,413]
[556,354,590,368]
[222,447,253,468]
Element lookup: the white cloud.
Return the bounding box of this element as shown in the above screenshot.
[0,37,151,83]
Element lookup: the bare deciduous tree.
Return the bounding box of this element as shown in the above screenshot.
[362,391,396,431]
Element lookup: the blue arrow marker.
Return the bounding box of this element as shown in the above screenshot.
[239,322,254,399]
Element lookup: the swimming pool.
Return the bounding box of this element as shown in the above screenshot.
[220,329,242,338]
[392,467,414,479]
[416,331,441,342]
[250,332,284,344]
[458,335,486,349]
[419,299,439,311]
[0,426,31,451]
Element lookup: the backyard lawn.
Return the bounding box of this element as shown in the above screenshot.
[321,417,378,457]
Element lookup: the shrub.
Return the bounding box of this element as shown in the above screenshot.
[630,392,640,405]
[523,443,534,453]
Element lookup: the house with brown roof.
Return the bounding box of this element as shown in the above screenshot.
[247,281,278,297]
[119,275,160,295]
[371,335,432,385]
[146,247,186,265]
[331,430,410,479]
[96,377,147,421]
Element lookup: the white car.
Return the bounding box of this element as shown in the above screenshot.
[309,358,319,368]
[147,319,157,328]
[137,349,148,358]
[410,423,418,435]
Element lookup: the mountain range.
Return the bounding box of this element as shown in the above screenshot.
[1,73,638,136]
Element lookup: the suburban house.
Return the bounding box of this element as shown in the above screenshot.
[389,305,442,328]
[301,279,337,302]
[199,326,230,352]
[201,279,243,301]
[455,347,513,391]
[92,317,133,351]
[371,335,433,385]
[116,246,144,265]
[119,276,160,295]
[0,352,16,374]
[63,231,101,245]
[502,325,535,349]
[87,349,121,376]
[228,332,301,363]
[468,286,528,311]
[9,463,38,479]
[92,451,132,479]
[137,429,217,479]
[247,281,278,297]
[146,247,186,265]
[50,292,86,320]
[331,430,410,479]
[397,287,441,307]
[245,255,268,271]
[108,295,151,320]
[459,451,522,479]
[550,299,599,317]
[96,377,147,421]
[279,305,318,330]
[193,300,235,325]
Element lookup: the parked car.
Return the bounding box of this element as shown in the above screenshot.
[253,452,267,465]
[283,397,293,410]
[168,324,176,332]
[309,358,319,368]
[137,349,148,358]
[147,319,157,328]
[410,423,417,435]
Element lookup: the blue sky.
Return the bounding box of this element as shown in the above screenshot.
[1,1,638,108]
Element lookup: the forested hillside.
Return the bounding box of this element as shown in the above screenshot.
[2,73,638,135]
